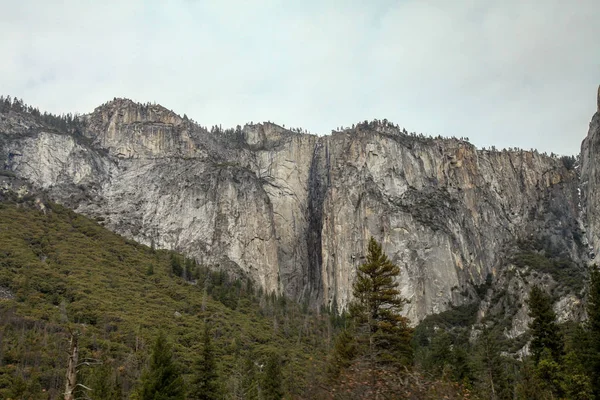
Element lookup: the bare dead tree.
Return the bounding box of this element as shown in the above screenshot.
[64,332,79,400]
[64,330,102,400]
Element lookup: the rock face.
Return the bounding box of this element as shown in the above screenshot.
[316,130,583,324]
[0,98,592,327]
[581,111,600,259]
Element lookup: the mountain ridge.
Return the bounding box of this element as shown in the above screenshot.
[0,94,591,331]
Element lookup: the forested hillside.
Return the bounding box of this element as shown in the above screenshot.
[0,191,599,399]
[0,193,340,399]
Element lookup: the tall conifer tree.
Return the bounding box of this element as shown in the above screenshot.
[262,353,283,400]
[528,286,563,364]
[139,332,185,400]
[586,266,600,398]
[190,323,220,400]
[350,237,413,366]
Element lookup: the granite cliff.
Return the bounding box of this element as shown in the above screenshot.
[581,111,600,262]
[0,97,594,331]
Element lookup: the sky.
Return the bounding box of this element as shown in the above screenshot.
[1,0,599,155]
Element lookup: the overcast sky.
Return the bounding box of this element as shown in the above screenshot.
[1,1,599,155]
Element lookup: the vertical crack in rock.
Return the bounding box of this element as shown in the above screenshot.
[306,138,328,305]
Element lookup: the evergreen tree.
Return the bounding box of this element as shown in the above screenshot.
[558,351,593,400]
[586,266,600,398]
[534,349,563,398]
[327,328,357,379]
[241,356,259,400]
[190,323,220,400]
[422,330,452,378]
[474,327,511,400]
[139,332,185,400]
[349,237,413,366]
[84,362,121,400]
[448,332,474,384]
[170,253,183,277]
[262,353,283,400]
[527,285,563,363]
[516,359,548,400]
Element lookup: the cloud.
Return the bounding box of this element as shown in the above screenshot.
[0,0,598,154]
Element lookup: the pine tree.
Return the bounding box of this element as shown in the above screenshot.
[170,253,183,277]
[423,330,452,378]
[558,351,593,399]
[84,362,121,400]
[586,266,600,398]
[528,286,563,364]
[327,328,357,379]
[262,353,283,400]
[535,349,563,398]
[474,327,511,400]
[190,323,220,400]
[516,359,548,400]
[139,331,185,400]
[349,237,413,366]
[241,356,259,400]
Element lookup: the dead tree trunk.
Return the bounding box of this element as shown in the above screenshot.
[64,333,79,400]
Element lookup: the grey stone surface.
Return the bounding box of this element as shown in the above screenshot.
[581,112,600,260]
[0,99,592,327]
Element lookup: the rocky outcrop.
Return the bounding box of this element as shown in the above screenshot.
[317,129,583,323]
[0,98,590,326]
[580,111,600,259]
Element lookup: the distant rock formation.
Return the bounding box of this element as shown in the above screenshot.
[597,85,600,112]
[0,98,590,332]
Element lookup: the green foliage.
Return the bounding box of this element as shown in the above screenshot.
[190,323,220,400]
[561,155,577,170]
[411,265,599,400]
[515,360,546,400]
[327,328,357,379]
[515,348,594,400]
[349,237,413,367]
[1,195,598,399]
[0,95,84,134]
[421,331,452,376]
[586,265,600,398]
[139,332,185,400]
[81,361,122,400]
[417,302,480,332]
[240,356,259,400]
[528,286,563,363]
[323,237,417,398]
[170,254,183,278]
[513,251,584,293]
[0,199,337,398]
[412,293,481,387]
[559,351,594,400]
[262,353,283,400]
[472,327,514,400]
